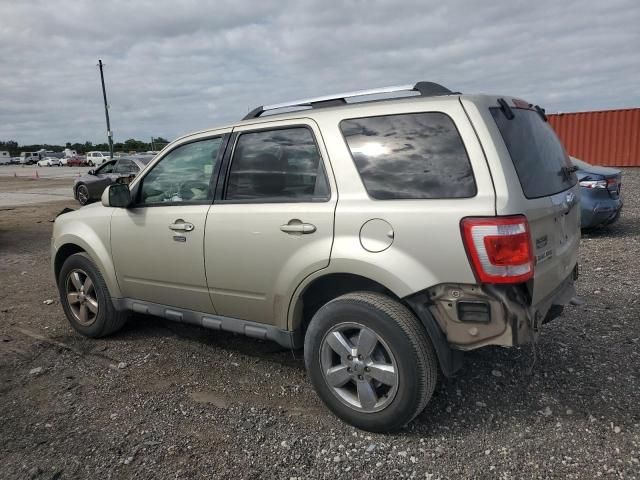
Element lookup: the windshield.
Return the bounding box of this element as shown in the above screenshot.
[491,107,576,199]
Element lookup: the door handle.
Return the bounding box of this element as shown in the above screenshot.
[280,222,316,234]
[169,220,195,232]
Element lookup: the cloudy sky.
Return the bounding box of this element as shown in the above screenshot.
[1,0,639,145]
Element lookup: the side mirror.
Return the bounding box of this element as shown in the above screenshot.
[101,183,131,208]
[88,169,95,175]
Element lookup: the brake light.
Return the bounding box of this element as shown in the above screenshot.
[461,216,534,284]
[579,179,607,189]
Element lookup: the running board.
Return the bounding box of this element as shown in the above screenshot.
[112,298,302,349]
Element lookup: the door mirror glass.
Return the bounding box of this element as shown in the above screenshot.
[103,183,131,208]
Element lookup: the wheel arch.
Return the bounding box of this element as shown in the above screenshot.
[53,236,122,299]
[289,271,463,377]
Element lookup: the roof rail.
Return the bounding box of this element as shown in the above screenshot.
[242,81,456,120]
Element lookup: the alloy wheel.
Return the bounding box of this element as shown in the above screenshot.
[320,322,399,413]
[65,269,99,326]
[77,185,89,205]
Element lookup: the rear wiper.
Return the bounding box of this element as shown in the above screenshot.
[497,98,514,120]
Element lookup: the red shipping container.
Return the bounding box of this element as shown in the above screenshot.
[548,108,640,167]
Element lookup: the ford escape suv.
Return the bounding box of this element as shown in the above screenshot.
[52,82,580,432]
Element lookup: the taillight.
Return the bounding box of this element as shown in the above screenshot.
[579,179,607,189]
[461,216,534,284]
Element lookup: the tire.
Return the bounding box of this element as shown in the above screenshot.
[304,292,438,432]
[58,252,128,338]
[76,184,90,205]
[88,161,94,167]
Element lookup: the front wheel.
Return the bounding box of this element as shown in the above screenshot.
[304,292,438,432]
[58,252,128,337]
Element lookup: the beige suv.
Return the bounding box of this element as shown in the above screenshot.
[52,82,580,432]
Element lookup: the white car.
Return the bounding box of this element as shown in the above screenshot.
[86,151,112,167]
[37,157,62,167]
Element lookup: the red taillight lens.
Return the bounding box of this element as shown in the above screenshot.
[461,216,534,284]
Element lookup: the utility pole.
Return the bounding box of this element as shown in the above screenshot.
[97,59,114,159]
[150,137,155,151]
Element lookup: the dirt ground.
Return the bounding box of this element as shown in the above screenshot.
[1,172,639,479]
[0,177,76,207]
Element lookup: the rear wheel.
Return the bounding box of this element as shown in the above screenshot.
[58,253,128,337]
[304,292,438,432]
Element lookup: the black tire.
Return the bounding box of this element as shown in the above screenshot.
[76,183,90,205]
[58,252,128,338]
[304,291,438,432]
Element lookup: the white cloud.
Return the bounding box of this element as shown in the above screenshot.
[0,0,638,144]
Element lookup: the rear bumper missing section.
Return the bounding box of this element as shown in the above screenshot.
[418,266,577,351]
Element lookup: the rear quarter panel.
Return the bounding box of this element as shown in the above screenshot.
[302,97,496,299]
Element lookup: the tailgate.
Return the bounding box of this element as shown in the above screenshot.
[527,184,580,304]
[489,101,580,305]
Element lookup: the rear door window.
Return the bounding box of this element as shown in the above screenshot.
[340,112,476,199]
[224,127,329,202]
[114,159,136,174]
[490,107,576,198]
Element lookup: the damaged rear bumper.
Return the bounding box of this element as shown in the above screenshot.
[420,266,578,350]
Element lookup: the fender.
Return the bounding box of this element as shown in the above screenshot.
[53,228,121,299]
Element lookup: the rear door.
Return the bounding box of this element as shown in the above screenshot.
[486,100,579,304]
[204,119,336,327]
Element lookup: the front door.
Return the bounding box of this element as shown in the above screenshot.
[204,120,336,327]
[110,132,229,312]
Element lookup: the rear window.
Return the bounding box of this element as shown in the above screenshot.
[491,107,576,199]
[340,112,476,199]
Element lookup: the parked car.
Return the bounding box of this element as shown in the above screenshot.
[19,152,43,164]
[572,157,623,228]
[86,151,112,167]
[52,82,580,432]
[73,156,151,205]
[37,157,62,167]
[66,156,87,167]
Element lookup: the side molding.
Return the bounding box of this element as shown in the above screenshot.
[114,298,303,349]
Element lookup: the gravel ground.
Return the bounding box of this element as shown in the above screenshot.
[1,170,639,479]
